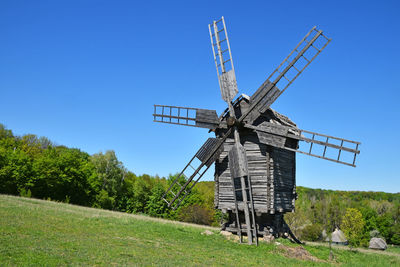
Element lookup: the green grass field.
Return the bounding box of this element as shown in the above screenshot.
[387,246,400,254]
[0,195,398,266]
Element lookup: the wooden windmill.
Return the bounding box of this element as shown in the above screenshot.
[153,17,361,245]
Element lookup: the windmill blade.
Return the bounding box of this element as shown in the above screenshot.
[208,17,257,242]
[153,105,219,130]
[245,123,361,167]
[242,26,331,122]
[209,16,238,103]
[266,26,331,99]
[162,134,229,210]
[161,16,242,211]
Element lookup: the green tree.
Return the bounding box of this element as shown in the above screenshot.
[376,213,394,243]
[90,150,126,209]
[327,195,346,229]
[389,224,400,245]
[20,134,43,157]
[129,176,151,213]
[342,208,365,247]
[301,223,323,241]
[178,204,214,225]
[285,208,308,238]
[0,124,13,140]
[0,143,32,195]
[145,182,168,217]
[95,189,115,210]
[31,147,94,205]
[117,171,137,212]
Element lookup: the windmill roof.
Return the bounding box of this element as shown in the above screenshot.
[222,95,300,135]
[231,95,297,125]
[266,108,297,127]
[240,93,250,101]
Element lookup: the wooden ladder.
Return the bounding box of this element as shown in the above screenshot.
[231,175,258,245]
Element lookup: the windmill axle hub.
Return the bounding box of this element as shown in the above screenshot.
[226,116,236,126]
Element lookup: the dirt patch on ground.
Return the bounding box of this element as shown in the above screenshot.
[278,244,323,262]
[306,241,400,258]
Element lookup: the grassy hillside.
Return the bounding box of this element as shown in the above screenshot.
[1,124,398,246]
[0,195,399,266]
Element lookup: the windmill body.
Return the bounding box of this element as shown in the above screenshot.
[214,96,299,239]
[217,102,294,204]
[153,17,361,245]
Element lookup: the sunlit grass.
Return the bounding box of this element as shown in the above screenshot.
[0,195,398,266]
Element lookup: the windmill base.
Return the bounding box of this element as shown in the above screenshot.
[221,211,302,244]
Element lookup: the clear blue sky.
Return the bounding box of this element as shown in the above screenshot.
[1,1,399,193]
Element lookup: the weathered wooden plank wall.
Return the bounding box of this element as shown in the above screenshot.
[215,132,296,214]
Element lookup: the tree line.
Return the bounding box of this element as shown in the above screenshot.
[286,187,400,246]
[0,123,399,247]
[0,124,218,226]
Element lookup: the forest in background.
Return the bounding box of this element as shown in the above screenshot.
[0,123,399,247]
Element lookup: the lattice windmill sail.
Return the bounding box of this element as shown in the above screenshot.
[153,17,361,245]
[209,17,238,103]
